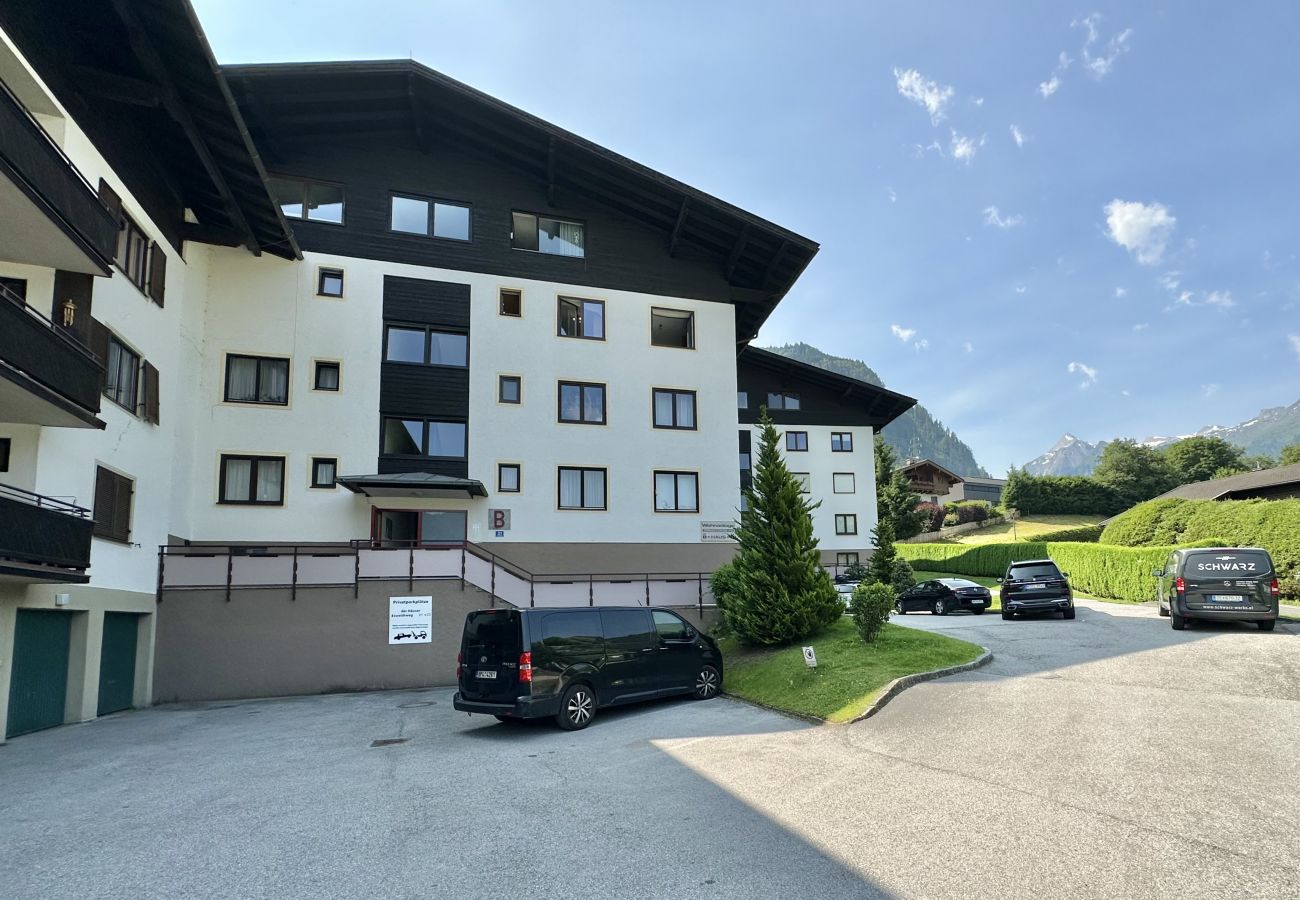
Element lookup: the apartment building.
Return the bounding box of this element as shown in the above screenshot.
[0,2,914,735]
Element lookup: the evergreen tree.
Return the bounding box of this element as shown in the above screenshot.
[864,519,898,587]
[1281,443,1300,466]
[724,410,840,646]
[874,435,925,538]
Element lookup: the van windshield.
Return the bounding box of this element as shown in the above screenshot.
[463,609,521,664]
[1007,564,1060,581]
[1185,551,1273,577]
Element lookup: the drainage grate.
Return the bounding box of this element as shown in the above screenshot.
[370,738,409,748]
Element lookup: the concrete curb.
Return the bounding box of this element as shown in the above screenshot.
[847,647,994,724]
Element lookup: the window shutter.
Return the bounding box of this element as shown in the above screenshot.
[97,179,123,225]
[92,467,119,539]
[114,475,134,542]
[147,243,166,306]
[141,360,160,424]
[88,317,111,367]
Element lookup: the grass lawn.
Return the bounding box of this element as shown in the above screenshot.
[718,618,984,724]
[937,514,1103,545]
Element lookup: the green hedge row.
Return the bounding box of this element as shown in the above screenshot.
[1100,497,1300,594]
[1002,472,1127,516]
[895,540,1219,603]
[1027,525,1104,543]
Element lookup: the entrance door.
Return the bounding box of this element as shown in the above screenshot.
[373,509,467,546]
[6,609,72,738]
[97,612,139,716]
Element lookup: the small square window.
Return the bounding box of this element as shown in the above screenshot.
[786,431,809,452]
[833,473,856,494]
[837,552,860,568]
[499,288,522,317]
[498,463,521,493]
[651,307,694,349]
[317,268,344,297]
[835,514,858,536]
[791,472,811,494]
[311,457,338,489]
[314,361,340,391]
[499,375,521,404]
[831,432,854,452]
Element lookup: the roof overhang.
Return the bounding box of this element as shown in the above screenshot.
[739,346,917,427]
[900,459,965,484]
[338,472,488,499]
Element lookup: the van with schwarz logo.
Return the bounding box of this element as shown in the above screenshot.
[1154,547,1280,632]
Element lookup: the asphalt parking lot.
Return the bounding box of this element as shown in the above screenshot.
[2,599,1297,899]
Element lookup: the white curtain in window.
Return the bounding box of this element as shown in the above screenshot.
[559,468,582,508]
[315,460,337,485]
[227,357,258,401]
[654,472,675,510]
[583,469,605,508]
[260,360,289,403]
[675,393,695,428]
[316,365,340,390]
[583,386,604,422]
[678,474,698,511]
[223,458,252,502]
[654,391,674,426]
[542,218,585,258]
[255,459,284,502]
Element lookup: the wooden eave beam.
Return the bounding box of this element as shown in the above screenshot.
[724,225,751,282]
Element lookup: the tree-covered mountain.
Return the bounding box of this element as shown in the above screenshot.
[766,342,990,478]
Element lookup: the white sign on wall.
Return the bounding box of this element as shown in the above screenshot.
[389,595,433,645]
[700,520,736,543]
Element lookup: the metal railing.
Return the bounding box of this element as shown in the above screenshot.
[157,539,716,612]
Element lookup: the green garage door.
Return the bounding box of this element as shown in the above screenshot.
[97,612,139,716]
[6,609,72,738]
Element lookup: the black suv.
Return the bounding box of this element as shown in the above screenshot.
[999,559,1075,620]
[452,606,723,730]
[1155,547,1279,631]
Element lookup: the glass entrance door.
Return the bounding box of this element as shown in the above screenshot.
[373,509,467,546]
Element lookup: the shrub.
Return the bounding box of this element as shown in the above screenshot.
[709,560,743,612]
[943,512,960,527]
[1030,525,1104,543]
[916,501,945,532]
[843,562,868,582]
[849,582,894,643]
[1002,470,1127,516]
[947,500,992,524]
[890,558,916,594]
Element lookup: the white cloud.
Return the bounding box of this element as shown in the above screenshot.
[1038,75,1062,98]
[893,68,954,125]
[1205,290,1236,308]
[912,140,944,158]
[891,324,916,342]
[983,205,1024,229]
[1176,290,1194,305]
[1115,286,1127,297]
[1105,199,1176,265]
[973,96,985,107]
[950,130,984,163]
[1133,322,1149,331]
[963,341,974,353]
[1289,334,1300,361]
[914,338,930,351]
[1010,124,1026,147]
[1201,383,1220,398]
[1074,14,1133,79]
[1068,361,1098,388]
[1121,389,1132,397]
[1014,284,1027,294]
[1159,271,1182,292]
[886,187,897,203]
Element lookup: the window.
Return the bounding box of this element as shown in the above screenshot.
[767,392,800,411]
[313,361,340,392]
[104,335,140,412]
[498,463,521,493]
[115,212,149,291]
[224,355,289,405]
[310,457,338,489]
[837,552,860,568]
[499,375,521,404]
[384,325,467,367]
[652,389,696,430]
[557,297,604,339]
[381,418,467,458]
[652,609,693,641]
[835,514,858,536]
[558,466,606,510]
[219,455,285,505]
[92,466,133,543]
[0,276,27,301]
[269,176,344,224]
[737,391,748,409]
[512,211,585,258]
[317,268,344,297]
[654,471,699,512]
[832,432,854,452]
[374,509,466,546]
[389,194,471,241]
[791,472,811,494]
[499,288,522,317]
[786,431,809,452]
[833,473,856,494]
[650,308,694,349]
[558,381,606,424]
[0,437,8,472]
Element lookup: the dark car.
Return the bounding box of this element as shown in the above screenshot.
[999,559,1075,620]
[452,606,723,730]
[895,578,992,615]
[1155,547,1279,632]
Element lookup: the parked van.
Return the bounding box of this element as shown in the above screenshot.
[1154,547,1280,631]
[452,606,723,730]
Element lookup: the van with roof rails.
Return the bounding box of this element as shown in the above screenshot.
[1154,547,1280,631]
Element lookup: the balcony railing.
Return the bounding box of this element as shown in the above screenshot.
[0,483,93,574]
[0,78,119,269]
[0,281,104,417]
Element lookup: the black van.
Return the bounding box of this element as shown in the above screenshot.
[1155,547,1280,631]
[452,606,723,730]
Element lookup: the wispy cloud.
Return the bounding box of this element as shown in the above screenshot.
[886,186,897,203]
[963,341,974,353]
[1068,361,1098,388]
[1014,284,1027,294]
[1159,272,1182,293]
[1205,290,1236,308]
[1010,124,1026,147]
[1289,334,1300,361]
[1039,75,1062,98]
[1133,322,1149,331]
[893,68,954,125]
[1075,14,1133,78]
[950,130,984,163]
[1105,199,1176,265]
[1115,286,1127,298]
[891,324,928,351]
[1201,383,1220,398]
[983,205,1024,229]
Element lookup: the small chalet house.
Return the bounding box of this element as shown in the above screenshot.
[900,458,964,505]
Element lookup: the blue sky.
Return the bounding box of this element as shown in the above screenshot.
[193,1,1300,475]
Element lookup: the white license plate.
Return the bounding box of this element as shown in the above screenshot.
[475,670,498,680]
[1027,583,1050,590]
[1207,595,1245,604]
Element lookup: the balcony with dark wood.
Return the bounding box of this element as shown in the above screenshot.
[0,79,119,275]
[0,483,93,584]
[0,281,104,428]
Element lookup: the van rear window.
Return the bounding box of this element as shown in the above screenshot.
[1186,551,1273,576]
[463,610,520,661]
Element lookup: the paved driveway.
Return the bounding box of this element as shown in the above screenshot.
[2,600,1297,899]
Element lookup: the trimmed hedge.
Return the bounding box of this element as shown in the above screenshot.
[1101,497,1300,597]
[896,540,1221,603]
[1002,472,1127,516]
[1028,525,1104,543]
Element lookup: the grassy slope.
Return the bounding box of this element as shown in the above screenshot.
[719,619,983,724]
[939,514,1104,545]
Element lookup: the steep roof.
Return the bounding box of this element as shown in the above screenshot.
[738,346,917,427]
[1154,462,1300,501]
[899,458,965,485]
